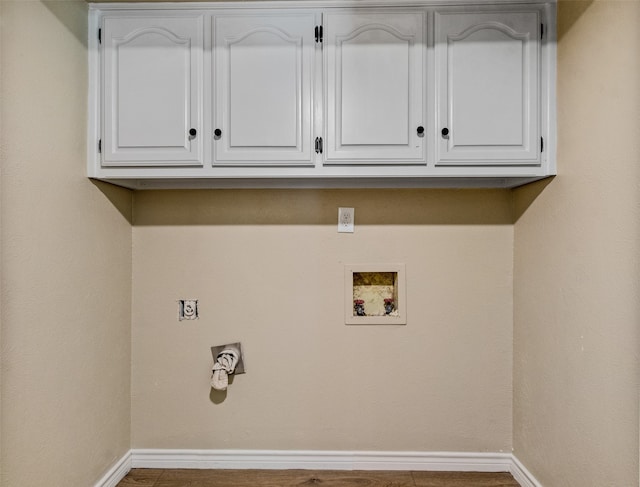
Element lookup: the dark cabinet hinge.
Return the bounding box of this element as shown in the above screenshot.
[315,25,323,43]
[98,28,102,44]
[315,137,323,154]
[540,24,544,40]
[541,137,544,153]
[98,139,102,153]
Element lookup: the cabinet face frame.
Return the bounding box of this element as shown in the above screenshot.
[434,5,543,166]
[99,11,205,167]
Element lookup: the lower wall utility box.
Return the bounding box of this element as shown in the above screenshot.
[345,264,406,325]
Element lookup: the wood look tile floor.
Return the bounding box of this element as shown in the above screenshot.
[117,469,521,487]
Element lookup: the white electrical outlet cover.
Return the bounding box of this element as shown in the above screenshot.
[338,207,354,233]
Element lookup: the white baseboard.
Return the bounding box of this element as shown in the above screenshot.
[510,455,543,487]
[94,450,132,487]
[131,449,513,472]
[98,449,542,487]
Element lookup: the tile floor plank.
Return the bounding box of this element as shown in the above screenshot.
[411,471,519,487]
[155,469,415,487]
[116,469,521,487]
[116,468,164,486]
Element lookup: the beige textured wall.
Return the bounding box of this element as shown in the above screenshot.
[0,2,133,486]
[0,1,4,482]
[0,2,3,480]
[513,1,640,486]
[132,189,514,451]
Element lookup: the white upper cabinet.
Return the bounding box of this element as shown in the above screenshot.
[89,2,555,188]
[324,11,425,164]
[212,13,316,166]
[101,15,204,166]
[435,10,541,165]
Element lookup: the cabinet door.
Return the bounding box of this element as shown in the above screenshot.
[324,11,425,164]
[213,13,316,166]
[435,11,540,165]
[102,15,203,166]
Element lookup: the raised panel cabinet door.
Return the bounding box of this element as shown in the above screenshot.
[102,15,203,166]
[324,11,425,165]
[213,13,316,166]
[435,11,540,165]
